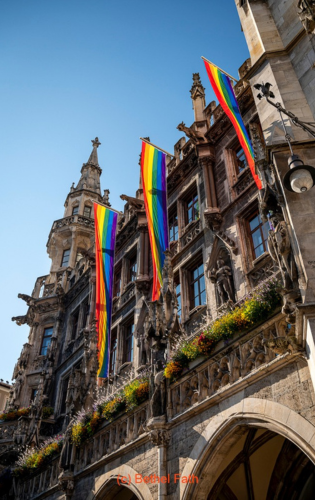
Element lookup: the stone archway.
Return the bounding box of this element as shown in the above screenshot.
[179,397,315,499]
[86,464,154,500]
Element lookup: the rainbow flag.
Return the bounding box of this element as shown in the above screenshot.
[94,203,118,378]
[203,60,262,190]
[141,141,169,301]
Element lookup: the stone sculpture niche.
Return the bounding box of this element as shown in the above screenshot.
[207,238,235,308]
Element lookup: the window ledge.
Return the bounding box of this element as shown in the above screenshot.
[118,361,132,374]
[189,304,207,317]
[252,251,270,267]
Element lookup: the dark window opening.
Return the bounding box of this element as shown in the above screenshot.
[71,309,80,340]
[114,269,121,297]
[124,323,134,363]
[40,327,53,356]
[110,329,118,374]
[129,255,137,282]
[190,262,206,309]
[169,212,178,242]
[72,206,79,215]
[248,212,269,259]
[236,146,248,174]
[31,388,38,402]
[61,249,70,267]
[186,191,199,225]
[59,377,69,415]
[82,300,90,329]
[175,277,181,322]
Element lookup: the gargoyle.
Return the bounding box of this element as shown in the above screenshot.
[12,315,28,326]
[177,122,206,144]
[18,293,35,306]
[120,194,145,210]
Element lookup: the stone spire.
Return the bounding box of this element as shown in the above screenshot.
[86,137,101,167]
[75,137,102,194]
[190,73,206,122]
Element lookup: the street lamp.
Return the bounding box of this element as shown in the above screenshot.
[254,82,315,193]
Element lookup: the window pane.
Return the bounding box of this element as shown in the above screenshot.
[61,249,70,267]
[83,206,91,218]
[252,228,263,250]
[72,206,79,215]
[249,215,260,232]
[254,243,265,259]
[236,148,247,173]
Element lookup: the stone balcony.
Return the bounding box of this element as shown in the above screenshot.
[167,310,298,421]
[12,401,151,500]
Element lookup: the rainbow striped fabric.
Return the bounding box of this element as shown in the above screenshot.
[204,60,262,190]
[141,141,169,301]
[94,203,118,378]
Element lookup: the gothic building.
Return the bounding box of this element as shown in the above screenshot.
[1,1,315,499]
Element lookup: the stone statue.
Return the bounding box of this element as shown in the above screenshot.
[150,368,166,418]
[268,218,296,291]
[209,258,234,305]
[120,194,144,210]
[59,424,74,472]
[177,122,206,144]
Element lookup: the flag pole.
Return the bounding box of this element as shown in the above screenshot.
[140,137,174,158]
[91,199,123,215]
[201,56,239,83]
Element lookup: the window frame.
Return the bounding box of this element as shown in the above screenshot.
[40,326,53,356]
[246,211,269,260]
[124,322,134,363]
[129,254,137,283]
[169,210,179,243]
[185,190,199,226]
[61,249,71,267]
[72,206,79,215]
[83,205,92,218]
[109,328,118,374]
[189,260,206,310]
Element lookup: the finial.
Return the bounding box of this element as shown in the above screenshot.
[92,137,101,148]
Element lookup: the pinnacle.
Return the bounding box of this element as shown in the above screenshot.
[86,137,101,167]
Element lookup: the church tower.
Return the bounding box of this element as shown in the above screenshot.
[46,138,108,277]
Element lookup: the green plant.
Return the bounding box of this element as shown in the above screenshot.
[164,278,281,380]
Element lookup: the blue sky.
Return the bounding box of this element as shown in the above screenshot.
[0,0,249,382]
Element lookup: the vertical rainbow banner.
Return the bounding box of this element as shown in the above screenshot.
[203,59,262,190]
[94,203,118,378]
[140,141,169,301]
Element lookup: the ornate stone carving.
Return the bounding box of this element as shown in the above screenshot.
[120,194,144,210]
[204,207,223,231]
[177,122,206,144]
[298,0,315,34]
[150,370,166,418]
[209,259,234,306]
[149,429,171,447]
[263,335,302,355]
[180,219,202,249]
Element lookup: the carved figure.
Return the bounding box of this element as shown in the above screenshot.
[298,0,315,34]
[150,370,166,418]
[268,219,296,290]
[120,194,144,210]
[59,424,74,472]
[210,258,234,305]
[177,122,206,144]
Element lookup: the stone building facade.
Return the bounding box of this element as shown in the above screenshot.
[1,1,315,498]
[0,383,11,413]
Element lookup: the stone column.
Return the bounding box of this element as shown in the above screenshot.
[149,428,171,500]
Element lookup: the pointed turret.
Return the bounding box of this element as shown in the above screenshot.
[47,138,105,274]
[75,137,102,194]
[190,73,206,122]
